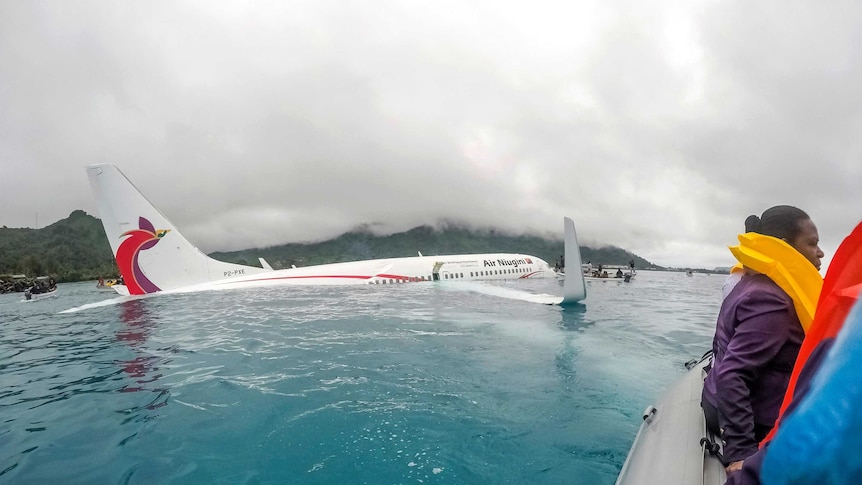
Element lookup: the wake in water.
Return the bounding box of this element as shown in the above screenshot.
[59,294,143,313]
[441,281,571,305]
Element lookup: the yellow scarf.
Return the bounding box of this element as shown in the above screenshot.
[728,233,823,332]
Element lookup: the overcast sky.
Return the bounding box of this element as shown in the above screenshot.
[1,1,860,269]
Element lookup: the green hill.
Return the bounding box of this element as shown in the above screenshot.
[0,212,662,283]
[0,210,116,282]
[209,223,659,272]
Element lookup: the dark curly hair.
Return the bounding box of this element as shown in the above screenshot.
[744,205,810,240]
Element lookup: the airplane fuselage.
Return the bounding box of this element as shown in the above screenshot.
[201,252,554,290]
[86,164,583,304]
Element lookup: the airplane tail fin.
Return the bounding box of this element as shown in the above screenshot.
[86,164,270,295]
[562,217,587,304]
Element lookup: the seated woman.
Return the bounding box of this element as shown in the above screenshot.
[701,205,825,476]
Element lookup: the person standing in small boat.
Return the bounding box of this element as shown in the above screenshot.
[701,205,824,477]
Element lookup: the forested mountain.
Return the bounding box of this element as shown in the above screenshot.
[0,210,116,282]
[0,212,661,283]
[210,224,658,271]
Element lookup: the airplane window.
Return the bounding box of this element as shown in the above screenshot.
[460,273,463,278]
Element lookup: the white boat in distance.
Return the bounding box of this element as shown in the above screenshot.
[86,164,587,305]
[578,264,636,282]
[23,277,58,302]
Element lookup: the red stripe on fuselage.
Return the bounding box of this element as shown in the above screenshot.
[375,274,411,280]
[214,274,373,285]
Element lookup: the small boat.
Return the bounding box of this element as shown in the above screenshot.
[615,351,726,485]
[24,285,58,301]
[584,267,635,282]
[96,278,121,290]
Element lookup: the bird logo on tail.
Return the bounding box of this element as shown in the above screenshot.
[116,217,170,295]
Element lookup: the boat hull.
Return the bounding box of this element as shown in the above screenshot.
[615,353,726,485]
[24,288,58,301]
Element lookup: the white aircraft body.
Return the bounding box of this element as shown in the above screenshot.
[85,164,586,305]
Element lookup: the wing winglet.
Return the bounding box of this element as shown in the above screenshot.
[561,217,587,304]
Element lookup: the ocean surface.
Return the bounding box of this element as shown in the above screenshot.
[1,271,725,484]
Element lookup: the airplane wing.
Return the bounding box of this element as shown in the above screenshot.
[560,216,587,305]
[440,217,587,306]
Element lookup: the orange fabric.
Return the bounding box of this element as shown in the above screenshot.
[729,233,823,332]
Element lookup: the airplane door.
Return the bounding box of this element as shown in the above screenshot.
[432,261,444,281]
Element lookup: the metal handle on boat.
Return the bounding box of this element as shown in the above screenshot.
[642,405,657,423]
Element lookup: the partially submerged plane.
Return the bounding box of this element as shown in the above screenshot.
[84,164,586,306]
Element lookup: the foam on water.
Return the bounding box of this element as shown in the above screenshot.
[0,272,725,484]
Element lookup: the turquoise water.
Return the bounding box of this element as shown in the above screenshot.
[1,272,724,484]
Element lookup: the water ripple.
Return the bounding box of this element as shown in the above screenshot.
[0,273,725,484]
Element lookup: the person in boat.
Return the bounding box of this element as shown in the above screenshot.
[701,205,824,477]
[616,268,624,278]
[723,265,745,300]
[726,220,862,485]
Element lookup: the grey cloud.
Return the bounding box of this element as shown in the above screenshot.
[1,0,859,270]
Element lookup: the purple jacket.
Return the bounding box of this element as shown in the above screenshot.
[702,273,804,463]
[726,339,835,485]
